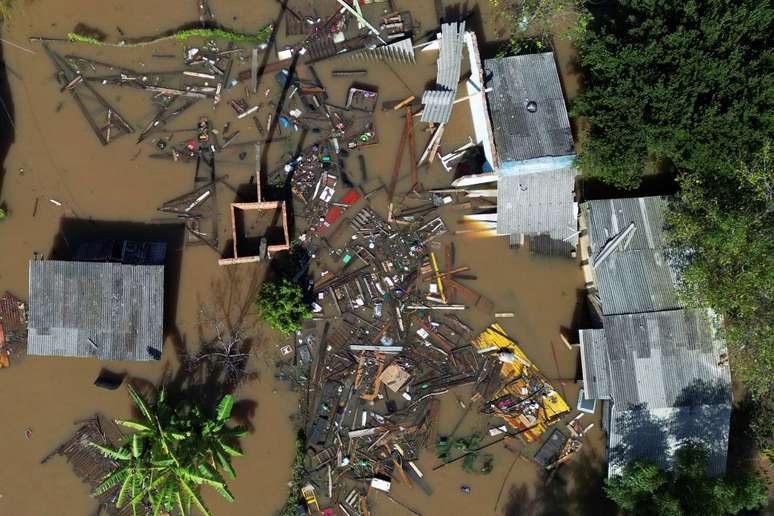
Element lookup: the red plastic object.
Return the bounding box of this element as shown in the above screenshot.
[320,188,361,234]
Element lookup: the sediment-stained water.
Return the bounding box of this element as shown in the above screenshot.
[0,1,607,514]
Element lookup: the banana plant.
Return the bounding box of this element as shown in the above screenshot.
[91,385,246,516]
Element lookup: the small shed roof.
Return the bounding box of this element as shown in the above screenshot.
[27,260,164,361]
[496,166,578,251]
[583,196,679,315]
[484,52,574,162]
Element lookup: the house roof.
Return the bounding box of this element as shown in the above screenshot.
[496,166,578,251]
[421,21,466,124]
[583,196,680,315]
[580,309,731,477]
[27,260,164,361]
[579,328,611,400]
[484,52,574,162]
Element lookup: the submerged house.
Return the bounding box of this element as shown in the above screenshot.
[578,197,731,477]
[27,241,165,361]
[461,52,579,256]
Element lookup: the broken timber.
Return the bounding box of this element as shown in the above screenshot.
[44,44,133,145]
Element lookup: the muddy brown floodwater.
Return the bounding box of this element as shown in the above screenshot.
[0,1,610,515]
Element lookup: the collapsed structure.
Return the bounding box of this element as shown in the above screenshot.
[578,196,732,476]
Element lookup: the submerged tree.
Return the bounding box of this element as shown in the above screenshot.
[255,278,311,337]
[91,385,246,516]
[604,443,768,515]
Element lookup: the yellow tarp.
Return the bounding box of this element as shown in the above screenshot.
[473,324,570,441]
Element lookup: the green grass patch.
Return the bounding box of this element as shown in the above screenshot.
[67,32,104,46]
[175,26,273,45]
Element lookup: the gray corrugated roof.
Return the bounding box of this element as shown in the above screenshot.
[27,260,164,361]
[581,309,731,477]
[579,329,611,399]
[421,22,466,124]
[484,52,574,162]
[496,167,577,246]
[608,404,731,477]
[603,310,724,408]
[420,90,456,125]
[583,196,679,315]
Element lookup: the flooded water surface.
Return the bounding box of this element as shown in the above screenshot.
[0,1,607,514]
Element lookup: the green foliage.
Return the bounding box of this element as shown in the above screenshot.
[67,32,104,46]
[278,429,306,516]
[604,444,768,516]
[174,25,273,45]
[255,279,311,337]
[575,0,774,455]
[0,0,13,21]
[666,146,774,398]
[436,434,494,474]
[604,443,769,515]
[573,0,774,187]
[490,0,577,56]
[751,394,774,464]
[92,386,245,516]
[0,208,7,220]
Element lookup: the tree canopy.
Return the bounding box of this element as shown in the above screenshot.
[604,443,768,515]
[573,0,774,188]
[91,385,246,516]
[574,0,774,458]
[255,278,311,337]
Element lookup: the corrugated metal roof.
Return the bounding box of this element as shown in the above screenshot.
[579,329,611,400]
[436,21,466,91]
[582,196,679,315]
[421,22,466,124]
[343,37,415,64]
[608,404,731,477]
[27,260,164,361]
[603,310,726,408]
[582,309,731,477]
[496,167,578,249]
[484,52,574,162]
[420,90,457,125]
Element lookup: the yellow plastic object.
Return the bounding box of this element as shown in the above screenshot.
[472,324,570,441]
[302,484,321,513]
[430,252,446,303]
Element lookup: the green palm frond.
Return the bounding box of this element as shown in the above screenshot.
[150,457,177,467]
[173,489,186,516]
[179,478,210,516]
[115,472,134,508]
[216,395,235,422]
[115,419,153,433]
[214,448,236,479]
[224,426,249,438]
[215,484,235,503]
[90,442,132,461]
[127,384,154,423]
[218,441,243,457]
[94,467,130,495]
[131,434,144,458]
